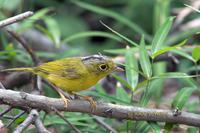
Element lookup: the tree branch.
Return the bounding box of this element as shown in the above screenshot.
[7,30,40,65]
[34,114,51,133]
[0,11,33,28]
[0,89,199,127]
[13,109,37,133]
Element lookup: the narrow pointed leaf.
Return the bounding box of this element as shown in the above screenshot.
[192,45,200,62]
[151,39,187,59]
[172,87,197,109]
[19,8,51,30]
[139,35,152,78]
[172,50,195,62]
[44,17,61,47]
[125,48,138,91]
[152,72,197,79]
[151,17,174,54]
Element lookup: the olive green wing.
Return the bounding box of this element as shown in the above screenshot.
[34,58,87,79]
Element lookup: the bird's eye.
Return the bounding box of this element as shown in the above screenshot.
[99,64,108,71]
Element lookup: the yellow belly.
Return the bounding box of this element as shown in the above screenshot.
[46,74,100,92]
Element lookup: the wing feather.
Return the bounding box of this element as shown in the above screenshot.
[34,58,87,79]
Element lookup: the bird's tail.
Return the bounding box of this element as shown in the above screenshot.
[1,67,35,73]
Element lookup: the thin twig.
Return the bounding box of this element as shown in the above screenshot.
[7,30,40,65]
[51,107,81,133]
[0,89,200,127]
[34,116,51,133]
[0,82,6,90]
[7,29,42,92]
[173,1,200,29]
[13,109,38,133]
[0,11,33,28]
[92,115,118,133]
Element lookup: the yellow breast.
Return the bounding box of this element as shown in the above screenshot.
[46,73,101,92]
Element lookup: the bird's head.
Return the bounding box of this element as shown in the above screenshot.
[81,55,123,78]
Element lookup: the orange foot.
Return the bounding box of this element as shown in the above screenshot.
[58,91,70,108]
[72,93,96,112]
[83,96,97,112]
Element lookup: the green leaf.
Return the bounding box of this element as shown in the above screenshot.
[43,16,61,47]
[139,35,152,78]
[62,31,122,43]
[172,87,196,109]
[125,48,138,91]
[192,45,200,62]
[152,72,197,79]
[148,121,160,133]
[19,8,51,30]
[30,8,51,20]
[15,117,25,124]
[151,39,187,59]
[151,17,174,54]
[172,49,195,62]
[178,78,198,89]
[73,0,152,42]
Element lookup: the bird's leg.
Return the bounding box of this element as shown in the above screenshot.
[71,92,96,111]
[57,91,70,108]
[51,85,71,107]
[43,80,71,107]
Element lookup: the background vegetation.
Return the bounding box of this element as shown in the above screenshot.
[0,0,200,132]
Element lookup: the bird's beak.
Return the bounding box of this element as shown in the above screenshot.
[114,66,124,72]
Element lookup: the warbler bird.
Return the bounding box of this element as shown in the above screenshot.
[2,55,123,109]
